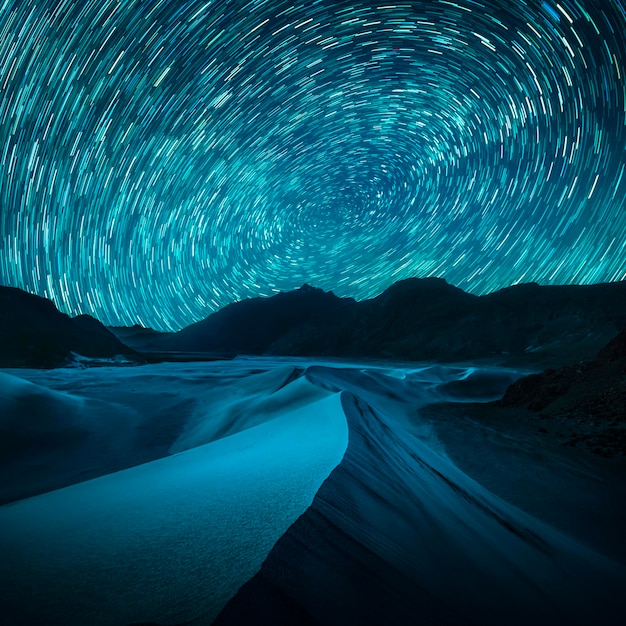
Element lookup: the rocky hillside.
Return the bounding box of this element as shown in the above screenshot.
[501,329,626,456]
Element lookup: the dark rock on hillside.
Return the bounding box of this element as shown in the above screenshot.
[0,287,136,367]
[597,328,626,362]
[501,329,626,411]
[501,329,626,456]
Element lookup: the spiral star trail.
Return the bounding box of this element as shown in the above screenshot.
[1,0,625,330]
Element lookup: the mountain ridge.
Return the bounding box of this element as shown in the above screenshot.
[4,279,626,369]
[134,279,626,368]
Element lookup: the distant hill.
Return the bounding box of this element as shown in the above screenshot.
[107,324,173,352]
[145,278,626,368]
[0,287,136,367]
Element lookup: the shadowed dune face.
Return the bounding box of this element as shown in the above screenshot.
[0,359,624,626]
[0,369,198,504]
[0,364,329,505]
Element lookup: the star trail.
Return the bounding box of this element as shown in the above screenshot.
[1,0,625,330]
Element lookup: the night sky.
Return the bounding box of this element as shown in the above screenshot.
[1,0,625,331]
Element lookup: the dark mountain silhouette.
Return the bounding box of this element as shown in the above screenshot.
[501,329,626,455]
[154,283,356,354]
[146,278,626,367]
[0,286,136,367]
[6,278,626,369]
[269,277,479,359]
[107,324,173,351]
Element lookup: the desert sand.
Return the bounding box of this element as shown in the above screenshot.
[1,358,624,625]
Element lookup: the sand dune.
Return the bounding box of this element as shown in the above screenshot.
[0,363,347,625]
[0,371,140,503]
[0,359,624,625]
[217,386,624,625]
